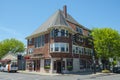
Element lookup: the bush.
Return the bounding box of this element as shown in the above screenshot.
[44,66,50,69]
[102,69,110,73]
[67,66,73,71]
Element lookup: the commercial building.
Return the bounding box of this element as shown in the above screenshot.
[25,6,93,73]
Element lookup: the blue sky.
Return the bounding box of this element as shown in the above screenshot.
[0,0,120,46]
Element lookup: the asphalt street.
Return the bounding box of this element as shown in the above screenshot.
[0,72,120,80]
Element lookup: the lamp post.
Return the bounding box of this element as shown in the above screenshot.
[92,38,96,74]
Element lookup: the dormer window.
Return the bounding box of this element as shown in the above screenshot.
[76,26,83,35]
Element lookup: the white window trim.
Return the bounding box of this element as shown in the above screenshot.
[50,42,69,53]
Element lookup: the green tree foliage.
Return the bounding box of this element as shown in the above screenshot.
[0,38,25,59]
[91,28,120,69]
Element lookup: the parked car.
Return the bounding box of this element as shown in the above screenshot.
[3,63,18,72]
[113,67,120,73]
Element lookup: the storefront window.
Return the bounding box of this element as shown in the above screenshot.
[44,59,51,69]
[67,59,73,71]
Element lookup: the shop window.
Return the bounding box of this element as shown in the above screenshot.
[80,60,86,69]
[44,59,51,69]
[67,59,73,71]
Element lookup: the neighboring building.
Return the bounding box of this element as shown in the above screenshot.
[25,6,93,73]
[0,49,27,70]
[0,51,17,63]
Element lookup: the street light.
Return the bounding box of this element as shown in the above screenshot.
[92,37,96,74]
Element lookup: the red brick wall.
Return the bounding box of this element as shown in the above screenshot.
[27,31,92,59]
[27,34,50,58]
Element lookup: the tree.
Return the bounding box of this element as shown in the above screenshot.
[0,38,25,59]
[91,28,120,69]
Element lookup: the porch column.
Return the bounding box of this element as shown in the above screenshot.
[40,59,44,73]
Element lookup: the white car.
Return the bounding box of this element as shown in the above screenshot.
[3,64,18,72]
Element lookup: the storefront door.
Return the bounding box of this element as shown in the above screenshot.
[34,60,40,71]
[57,61,61,73]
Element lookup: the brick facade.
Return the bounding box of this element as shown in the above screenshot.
[25,6,93,73]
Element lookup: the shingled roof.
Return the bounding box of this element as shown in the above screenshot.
[26,8,89,39]
[30,10,72,37]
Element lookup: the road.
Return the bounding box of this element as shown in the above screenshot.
[0,72,120,80]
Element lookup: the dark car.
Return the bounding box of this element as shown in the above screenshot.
[113,67,120,73]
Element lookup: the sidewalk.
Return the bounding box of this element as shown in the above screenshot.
[18,70,60,76]
[18,70,116,76]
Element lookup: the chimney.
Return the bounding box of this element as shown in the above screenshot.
[63,5,67,18]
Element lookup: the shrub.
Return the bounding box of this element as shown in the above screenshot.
[44,66,50,69]
[67,66,73,71]
[102,69,110,73]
